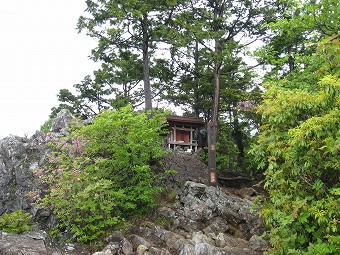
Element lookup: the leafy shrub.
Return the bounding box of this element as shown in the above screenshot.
[34,106,168,243]
[0,210,32,234]
[250,37,340,254]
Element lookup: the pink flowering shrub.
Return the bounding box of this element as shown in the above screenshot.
[33,106,167,244]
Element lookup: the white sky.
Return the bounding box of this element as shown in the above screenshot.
[0,0,98,138]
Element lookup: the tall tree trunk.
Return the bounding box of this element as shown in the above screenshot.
[142,14,152,110]
[208,36,221,186]
[208,1,225,186]
[193,40,200,117]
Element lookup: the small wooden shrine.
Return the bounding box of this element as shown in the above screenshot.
[166,115,205,152]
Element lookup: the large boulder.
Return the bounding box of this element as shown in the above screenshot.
[179,181,262,238]
[0,134,45,215]
[0,109,75,215]
[50,109,74,133]
[161,152,209,186]
[157,181,264,239]
[0,230,59,255]
[128,181,267,255]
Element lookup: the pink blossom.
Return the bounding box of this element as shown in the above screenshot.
[45,134,52,142]
[34,168,45,178]
[238,100,257,110]
[71,137,85,154]
[49,156,60,163]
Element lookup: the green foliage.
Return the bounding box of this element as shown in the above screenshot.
[164,0,269,122]
[255,0,339,80]
[0,210,32,234]
[52,0,269,176]
[51,75,114,119]
[192,87,260,174]
[164,169,178,175]
[34,106,168,244]
[77,0,177,110]
[251,2,340,252]
[250,36,340,254]
[199,126,242,174]
[215,122,239,172]
[40,119,52,134]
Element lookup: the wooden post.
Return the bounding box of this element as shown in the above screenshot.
[208,122,218,186]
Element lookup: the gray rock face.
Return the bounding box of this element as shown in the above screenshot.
[161,152,209,186]
[0,134,45,215]
[179,181,262,239]
[157,181,264,240]
[50,109,74,133]
[0,173,266,255]
[93,190,266,254]
[0,230,59,255]
[118,181,267,255]
[0,109,74,215]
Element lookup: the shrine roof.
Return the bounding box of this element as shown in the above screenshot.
[166,115,205,126]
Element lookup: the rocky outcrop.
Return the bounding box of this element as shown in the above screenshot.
[0,231,47,254]
[0,109,73,215]
[92,181,268,255]
[0,230,94,255]
[161,152,209,186]
[50,109,74,134]
[0,133,45,215]
[172,181,263,238]
[0,180,267,255]
[0,230,57,255]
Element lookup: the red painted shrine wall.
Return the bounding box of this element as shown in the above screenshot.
[175,130,190,143]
